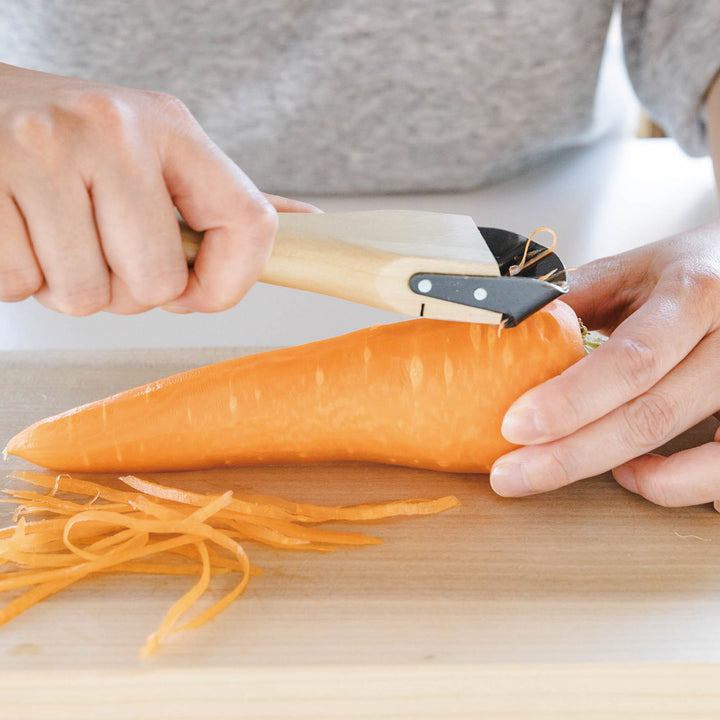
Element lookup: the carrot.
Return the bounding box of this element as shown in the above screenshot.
[0,472,460,654]
[4,302,584,474]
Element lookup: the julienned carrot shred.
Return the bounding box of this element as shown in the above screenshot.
[0,470,460,655]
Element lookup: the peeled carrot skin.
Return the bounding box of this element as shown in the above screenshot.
[6,303,584,473]
[0,470,460,654]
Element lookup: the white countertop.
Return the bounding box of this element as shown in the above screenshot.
[1,138,717,350]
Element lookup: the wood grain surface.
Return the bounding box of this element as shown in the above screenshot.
[1,348,719,719]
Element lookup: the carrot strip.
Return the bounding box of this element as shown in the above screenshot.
[1,551,89,570]
[2,548,261,578]
[140,541,212,657]
[61,510,245,559]
[120,475,300,522]
[168,545,263,576]
[222,528,337,553]
[103,561,233,576]
[0,490,131,516]
[120,475,460,525]
[317,495,463,521]
[0,470,460,655]
[0,532,193,593]
[173,552,252,634]
[7,517,26,553]
[184,491,234,524]
[83,528,141,555]
[216,518,311,547]
[223,515,381,547]
[230,495,463,523]
[0,517,77,538]
[0,577,80,626]
[11,471,136,503]
[128,495,185,521]
[63,527,147,562]
[0,521,132,555]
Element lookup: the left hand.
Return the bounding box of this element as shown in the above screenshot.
[490,219,720,512]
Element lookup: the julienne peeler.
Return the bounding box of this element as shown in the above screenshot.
[179,209,568,327]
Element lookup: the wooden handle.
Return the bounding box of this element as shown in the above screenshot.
[181,210,502,324]
[180,215,403,308]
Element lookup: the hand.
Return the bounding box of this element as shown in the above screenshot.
[490,220,720,511]
[0,63,318,315]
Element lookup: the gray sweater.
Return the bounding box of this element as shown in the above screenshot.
[2,1,719,194]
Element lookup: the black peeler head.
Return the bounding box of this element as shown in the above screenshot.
[478,227,567,284]
[409,226,569,328]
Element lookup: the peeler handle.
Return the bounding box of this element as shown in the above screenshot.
[180,214,402,310]
[179,211,504,323]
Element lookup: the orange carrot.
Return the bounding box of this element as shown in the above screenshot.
[4,303,584,473]
[0,472,460,654]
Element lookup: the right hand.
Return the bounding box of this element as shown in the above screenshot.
[0,63,316,315]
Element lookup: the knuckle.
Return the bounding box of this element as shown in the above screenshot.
[664,261,720,320]
[0,267,44,302]
[544,388,584,437]
[243,197,278,249]
[7,110,55,155]
[525,446,574,493]
[195,276,243,313]
[671,259,720,293]
[633,473,677,508]
[70,91,130,131]
[130,266,189,307]
[54,282,111,316]
[691,267,720,316]
[615,337,658,393]
[198,284,239,313]
[545,446,576,487]
[697,272,720,307]
[150,91,194,124]
[251,198,279,234]
[5,93,134,164]
[621,392,678,450]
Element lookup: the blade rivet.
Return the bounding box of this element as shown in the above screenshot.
[417,279,433,294]
[473,287,488,301]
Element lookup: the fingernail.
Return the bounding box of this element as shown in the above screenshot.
[162,303,193,314]
[501,403,548,444]
[613,464,638,494]
[490,463,533,497]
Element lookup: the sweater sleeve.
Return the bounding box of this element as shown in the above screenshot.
[622,0,720,155]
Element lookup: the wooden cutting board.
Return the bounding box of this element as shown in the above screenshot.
[2,348,720,719]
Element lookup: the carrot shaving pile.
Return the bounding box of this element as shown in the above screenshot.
[0,470,460,656]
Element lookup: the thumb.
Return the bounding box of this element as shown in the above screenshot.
[159,114,277,313]
[264,192,323,214]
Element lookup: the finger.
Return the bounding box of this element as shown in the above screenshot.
[0,194,43,301]
[613,446,720,507]
[263,193,323,214]
[89,153,188,314]
[158,119,277,313]
[501,284,709,446]
[491,330,720,497]
[106,274,154,316]
[563,248,651,332]
[14,177,111,316]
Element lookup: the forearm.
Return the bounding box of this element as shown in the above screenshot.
[707,71,720,201]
